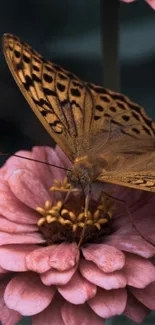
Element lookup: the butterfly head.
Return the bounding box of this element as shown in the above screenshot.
[67,164,91,191]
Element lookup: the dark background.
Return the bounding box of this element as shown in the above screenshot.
[0,0,155,324]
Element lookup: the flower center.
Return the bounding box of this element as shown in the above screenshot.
[36,178,115,246]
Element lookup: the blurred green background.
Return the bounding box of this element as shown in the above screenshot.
[1,0,155,324]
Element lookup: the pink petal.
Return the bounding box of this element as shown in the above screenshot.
[58,271,96,304]
[3,150,36,180]
[32,294,64,325]
[121,0,135,2]
[130,281,155,310]
[82,244,125,272]
[32,146,67,187]
[0,280,22,325]
[146,0,155,9]
[0,265,8,274]
[62,302,104,325]
[4,273,55,316]
[0,216,37,233]
[0,231,45,245]
[41,265,77,285]
[0,180,38,224]
[124,292,150,323]
[80,259,127,290]
[105,234,155,258]
[31,147,57,190]
[124,253,155,288]
[88,288,127,318]
[8,169,51,209]
[26,243,79,273]
[0,244,37,271]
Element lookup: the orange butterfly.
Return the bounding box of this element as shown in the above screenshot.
[3,33,155,197]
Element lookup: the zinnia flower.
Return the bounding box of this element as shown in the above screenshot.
[121,0,155,9]
[0,145,155,325]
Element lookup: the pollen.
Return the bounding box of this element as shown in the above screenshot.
[36,178,114,245]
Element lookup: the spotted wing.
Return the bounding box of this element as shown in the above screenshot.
[3,33,155,166]
[3,33,93,161]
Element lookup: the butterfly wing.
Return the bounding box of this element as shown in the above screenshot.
[94,134,155,192]
[99,172,155,192]
[3,33,95,161]
[3,34,155,193]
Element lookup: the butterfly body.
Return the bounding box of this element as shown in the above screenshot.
[3,33,155,193]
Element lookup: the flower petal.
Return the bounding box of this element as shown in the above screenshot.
[26,243,79,273]
[0,216,37,233]
[61,302,104,325]
[130,281,155,310]
[124,253,155,288]
[8,169,51,209]
[121,0,135,2]
[146,0,155,9]
[58,271,96,304]
[105,234,155,258]
[80,259,127,290]
[32,294,64,325]
[124,292,150,323]
[0,231,45,246]
[4,273,55,316]
[88,288,127,318]
[2,150,36,180]
[0,244,37,271]
[82,244,125,272]
[0,180,38,224]
[0,279,22,325]
[41,265,77,285]
[33,146,69,186]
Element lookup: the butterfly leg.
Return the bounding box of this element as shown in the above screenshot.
[78,186,92,247]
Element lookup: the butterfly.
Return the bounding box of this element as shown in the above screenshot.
[3,33,155,196]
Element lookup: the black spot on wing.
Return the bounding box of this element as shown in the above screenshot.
[23,54,30,64]
[70,88,81,97]
[14,50,21,58]
[43,73,53,83]
[23,75,33,90]
[57,83,66,92]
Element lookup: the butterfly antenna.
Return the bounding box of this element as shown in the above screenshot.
[102,190,155,247]
[0,152,70,172]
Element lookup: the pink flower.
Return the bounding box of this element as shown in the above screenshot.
[0,146,155,324]
[121,0,155,9]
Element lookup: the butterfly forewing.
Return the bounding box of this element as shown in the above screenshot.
[3,34,91,161]
[3,33,155,193]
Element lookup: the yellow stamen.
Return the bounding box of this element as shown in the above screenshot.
[36,207,46,215]
[56,201,63,209]
[53,179,61,187]
[98,218,108,224]
[73,224,77,232]
[36,177,114,245]
[77,212,85,221]
[86,220,93,226]
[93,210,100,219]
[46,216,57,223]
[94,223,101,231]
[78,222,85,228]
[61,209,69,216]
[68,211,76,222]
[63,220,73,225]
[45,200,52,209]
[37,217,46,226]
